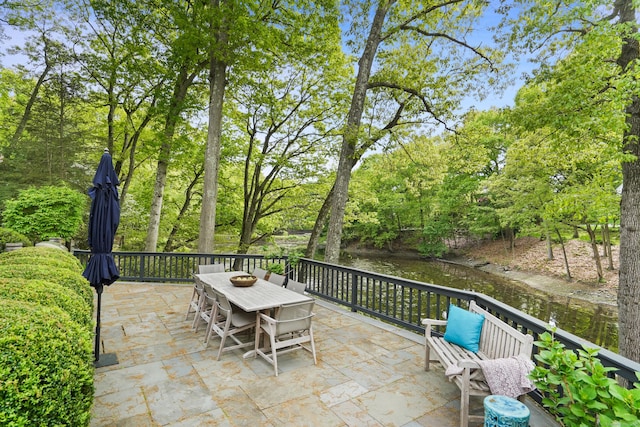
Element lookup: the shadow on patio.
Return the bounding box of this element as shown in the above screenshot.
[90,282,557,427]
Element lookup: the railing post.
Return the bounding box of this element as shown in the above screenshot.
[351,271,358,312]
[139,253,145,282]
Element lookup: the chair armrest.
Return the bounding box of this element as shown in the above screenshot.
[258,312,276,325]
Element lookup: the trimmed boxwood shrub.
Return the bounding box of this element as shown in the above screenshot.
[0,246,83,271]
[0,253,83,273]
[0,265,93,307]
[0,278,92,329]
[0,299,94,426]
[0,228,31,251]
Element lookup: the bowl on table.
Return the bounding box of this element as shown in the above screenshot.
[229,275,258,287]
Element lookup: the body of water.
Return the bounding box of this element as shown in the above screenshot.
[339,253,619,351]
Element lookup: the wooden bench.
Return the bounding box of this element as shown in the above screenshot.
[422,301,534,427]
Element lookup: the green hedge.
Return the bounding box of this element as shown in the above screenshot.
[0,279,92,329]
[0,299,94,426]
[0,253,83,273]
[0,265,93,307]
[0,228,31,250]
[0,246,82,271]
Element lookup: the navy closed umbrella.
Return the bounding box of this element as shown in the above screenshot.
[82,149,120,364]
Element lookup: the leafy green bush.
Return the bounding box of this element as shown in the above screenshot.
[0,265,93,307]
[0,227,31,250]
[1,186,86,243]
[0,299,94,426]
[266,262,285,274]
[0,246,83,272]
[0,278,92,329]
[529,331,640,427]
[0,249,83,272]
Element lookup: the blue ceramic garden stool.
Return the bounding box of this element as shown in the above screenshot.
[484,395,530,427]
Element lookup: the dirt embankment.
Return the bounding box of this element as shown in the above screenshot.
[447,237,618,306]
[346,236,619,306]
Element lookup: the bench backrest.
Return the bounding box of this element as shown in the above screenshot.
[470,301,534,359]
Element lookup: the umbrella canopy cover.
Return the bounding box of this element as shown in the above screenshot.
[82,150,120,287]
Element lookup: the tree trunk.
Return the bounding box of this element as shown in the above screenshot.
[604,223,614,270]
[617,0,640,364]
[10,63,51,148]
[586,223,604,282]
[198,5,228,253]
[572,225,579,238]
[555,227,572,280]
[164,166,203,252]
[305,185,334,259]
[145,66,198,251]
[324,1,393,263]
[544,222,554,260]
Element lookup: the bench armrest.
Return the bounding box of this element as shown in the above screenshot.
[421,318,447,327]
[422,318,448,337]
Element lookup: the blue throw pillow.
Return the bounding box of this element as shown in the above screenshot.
[443,304,485,353]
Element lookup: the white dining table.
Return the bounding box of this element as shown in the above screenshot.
[194,271,313,357]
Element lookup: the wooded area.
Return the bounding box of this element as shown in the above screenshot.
[1,0,639,363]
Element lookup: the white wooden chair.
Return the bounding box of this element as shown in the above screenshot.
[255,300,316,376]
[286,279,306,295]
[205,289,256,360]
[252,267,268,280]
[267,273,286,286]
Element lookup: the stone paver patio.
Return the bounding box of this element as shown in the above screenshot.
[90,282,557,426]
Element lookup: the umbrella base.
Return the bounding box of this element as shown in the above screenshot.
[94,352,119,368]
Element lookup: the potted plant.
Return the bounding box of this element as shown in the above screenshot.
[266,262,284,276]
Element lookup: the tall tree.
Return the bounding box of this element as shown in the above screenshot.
[231,63,346,254]
[142,1,208,251]
[197,0,344,253]
[68,0,167,205]
[324,0,503,263]
[612,0,640,364]
[503,0,640,362]
[198,0,228,253]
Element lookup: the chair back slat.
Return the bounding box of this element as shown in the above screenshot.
[268,273,286,286]
[252,267,268,279]
[276,301,314,335]
[199,264,225,274]
[286,280,306,295]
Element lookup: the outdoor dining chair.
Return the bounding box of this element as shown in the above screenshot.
[185,264,225,324]
[252,267,268,280]
[267,273,286,286]
[255,300,317,376]
[194,283,219,333]
[205,289,256,360]
[185,277,205,323]
[198,263,225,274]
[286,279,307,295]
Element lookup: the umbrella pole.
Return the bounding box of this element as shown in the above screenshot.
[93,283,119,368]
[94,283,103,361]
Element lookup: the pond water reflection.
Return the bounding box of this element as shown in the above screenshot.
[339,254,619,352]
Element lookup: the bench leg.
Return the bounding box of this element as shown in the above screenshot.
[460,368,470,427]
[425,340,431,371]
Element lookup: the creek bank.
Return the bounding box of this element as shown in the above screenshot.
[440,255,618,308]
[342,243,618,307]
